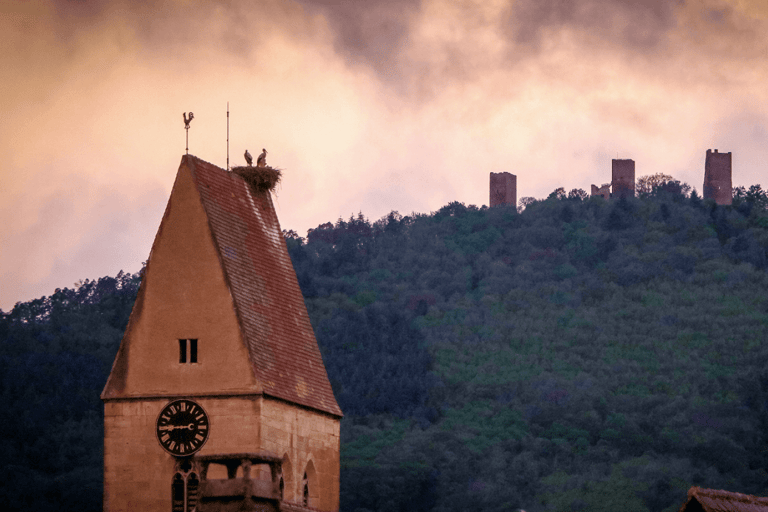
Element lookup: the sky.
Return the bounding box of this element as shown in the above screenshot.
[2,0,768,311]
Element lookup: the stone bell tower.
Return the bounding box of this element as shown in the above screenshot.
[102,155,342,512]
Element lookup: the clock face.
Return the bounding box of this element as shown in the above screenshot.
[156,399,209,456]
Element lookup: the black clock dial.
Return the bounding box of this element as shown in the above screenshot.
[156,399,209,456]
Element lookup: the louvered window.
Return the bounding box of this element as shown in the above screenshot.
[172,474,184,512]
[186,473,198,511]
[178,339,198,364]
[171,471,199,512]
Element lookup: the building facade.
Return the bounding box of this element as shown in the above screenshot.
[102,155,342,511]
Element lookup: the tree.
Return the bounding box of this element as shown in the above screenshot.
[519,197,537,212]
[548,187,566,200]
[568,188,589,201]
[282,229,304,244]
[636,173,690,198]
[637,173,674,197]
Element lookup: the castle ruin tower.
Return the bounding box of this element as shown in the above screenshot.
[611,159,635,199]
[703,149,732,205]
[490,172,517,208]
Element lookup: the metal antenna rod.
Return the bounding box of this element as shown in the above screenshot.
[227,102,230,170]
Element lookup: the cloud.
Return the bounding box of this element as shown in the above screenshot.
[0,178,166,310]
[2,0,768,309]
[296,0,420,72]
[502,0,682,50]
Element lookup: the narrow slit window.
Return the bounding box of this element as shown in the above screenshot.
[189,339,198,363]
[179,339,187,363]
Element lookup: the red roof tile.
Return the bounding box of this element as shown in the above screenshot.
[185,155,341,417]
[680,487,768,512]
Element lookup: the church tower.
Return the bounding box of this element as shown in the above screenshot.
[101,155,342,512]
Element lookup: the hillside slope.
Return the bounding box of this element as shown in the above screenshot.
[2,185,768,511]
[287,186,768,512]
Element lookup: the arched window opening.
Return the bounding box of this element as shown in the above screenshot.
[187,473,199,511]
[302,460,317,508]
[172,473,185,512]
[171,466,199,512]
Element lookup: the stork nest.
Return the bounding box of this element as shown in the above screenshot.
[231,165,282,192]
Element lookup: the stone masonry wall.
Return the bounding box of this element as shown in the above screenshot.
[490,172,517,207]
[260,398,340,511]
[704,149,732,205]
[104,396,339,512]
[611,159,635,198]
[591,183,610,199]
[104,396,264,512]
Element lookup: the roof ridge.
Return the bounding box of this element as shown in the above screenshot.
[184,154,342,417]
[690,486,768,504]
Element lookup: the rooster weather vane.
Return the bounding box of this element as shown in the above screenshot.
[183,112,194,155]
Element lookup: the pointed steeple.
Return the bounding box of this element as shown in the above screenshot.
[103,155,341,417]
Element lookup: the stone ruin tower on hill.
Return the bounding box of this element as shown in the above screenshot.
[490,172,517,207]
[703,149,732,205]
[101,155,342,512]
[611,159,635,199]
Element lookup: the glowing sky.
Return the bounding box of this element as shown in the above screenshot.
[2,0,767,311]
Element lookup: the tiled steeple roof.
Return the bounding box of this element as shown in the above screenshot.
[185,155,341,417]
[679,486,768,512]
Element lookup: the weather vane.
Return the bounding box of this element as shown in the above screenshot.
[183,112,194,155]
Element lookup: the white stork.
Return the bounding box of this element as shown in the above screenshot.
[244,149,253,166]
[257,148,268,167]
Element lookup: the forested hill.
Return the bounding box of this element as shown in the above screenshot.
[3,183,768,511]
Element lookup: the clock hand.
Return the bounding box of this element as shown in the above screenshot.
[158,424,197,432]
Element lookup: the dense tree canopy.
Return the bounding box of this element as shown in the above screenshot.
[3,184,768,511]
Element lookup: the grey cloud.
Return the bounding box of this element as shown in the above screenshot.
[46,0,313,60]
[295,0,421,77]
[290,0,688,97]
[502,0,682,51]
